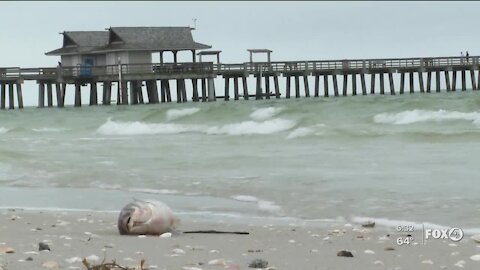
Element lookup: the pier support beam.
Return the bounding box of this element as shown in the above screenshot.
[445,71,451,92]
[409,72,414,94]
[55,83,63,108]
[323,75,329,97]
[322,75,329,97]
[452,71,457,91]
[274,75,280,99]
[192,79,199,102]
[285,76,291,99]
[242,76,249,100]
[207,78,216,101]
[388,72,395,95]
[399,73,405,94]
[121,81,128,105]
[265,75,270,99]
[180,79,187,102]
[137,82,144,104]
[38,83,45,108]
[16,83,23,109]
[426,72,432,93]
[0,83,5,109]
[379,73,385,95]
[314,75,319,97]
[370,74,376,94]
[103,81,112,105]
[8,84,14,110]
[436,71,441,93]
[90,82,98,106]
[233,77,239,100]
[360,73,366,95]
[333,75,339,96]
[461,70,466,91]
[146,80,159,104]
[255,75,262,100]
[418,72,424,93]
[303,75,310,97]
[343,74,348,96]
[130,81,139,105]
[201,79,207,102]
[74,83,81,107]
[352,73,357,96]
[470,69,477,90]
[224,77,230,101]
[294,75,300,98]
[47,83,53,107]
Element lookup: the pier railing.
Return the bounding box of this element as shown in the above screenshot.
[0,56,478,80]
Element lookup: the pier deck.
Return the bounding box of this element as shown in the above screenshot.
[0,55,479,109]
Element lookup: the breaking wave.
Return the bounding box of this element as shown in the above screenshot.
[32,127,70,133]
[166,108,200,121]
[250,107,284,121]
[374,109,480,125]
[0,127,8,134]
[96,118,296,136]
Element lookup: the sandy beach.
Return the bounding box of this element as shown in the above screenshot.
[0,209,479,270]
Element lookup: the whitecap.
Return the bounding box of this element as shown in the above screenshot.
[374,109,480,125]
[32,127,70,133]
[207,118,296,135]
[286,127,315,139]
[166,108,200,121]
[250,107,284,121]
[0,127,9,134]
[231,195,259,202]
[96,118,204,135]
[127,188,179,195]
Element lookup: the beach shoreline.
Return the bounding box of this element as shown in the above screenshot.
[1,209,479,270]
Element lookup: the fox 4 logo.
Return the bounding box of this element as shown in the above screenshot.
[425,228,464,242]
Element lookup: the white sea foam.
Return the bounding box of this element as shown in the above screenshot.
[166,108,200,121]
[231,195,283,214]
[32,127,70,132]
[286,127,315,139]
[352,216,480,235]
[96,118,204,135]
[231,195,259,202]
[250,107,284,121]
[374,109,480,125]
[207,118,296,135]
[128,188,179,195]
[97,117,295,136]
[0,127,9,134]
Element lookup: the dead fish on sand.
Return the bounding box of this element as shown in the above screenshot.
[118,199,249,236]
[118,199,179,235]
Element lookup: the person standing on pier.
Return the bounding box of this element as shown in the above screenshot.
[466,51,469,63]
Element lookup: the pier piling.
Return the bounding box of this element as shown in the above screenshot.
[323,75,329,97]
[274,75,280,98]
[103,81,112,105]
[379,73,385,95]
[461,70,466,91]
[470,69,477,90]
[343,74,348,96]
[8,84,14,110]
[314,75,319,97]
[38,83,45,108]
[90,82,98,106]
[370,74,375,95]
[285,76,291,99]
[1,83,5,109]
[388,72,395,95]
[445,71,451,92]
[436,71,441,93]
[426,72,432,93]
[224,77,230,101]
[409,72,414,94]
[360,73,366,95]
[16,83,23,109]
[418,72,424,93]
[352,73,357,96]
[207,78,216,101]
[295,75,300,98]
[333,75,339,96]
[399,73,405,94]
[242,76,249,100]
[47,83,53,107]
[233,77,239,100]
[452,71,457,91]
[192,79,199,102]
[74,83,81,107]
[303,75,309,97]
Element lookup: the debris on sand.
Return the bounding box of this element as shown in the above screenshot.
[248,259,268,268]
[337,250,354,257]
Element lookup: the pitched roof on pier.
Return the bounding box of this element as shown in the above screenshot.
[46,27,211,56]
[46,31,109,56]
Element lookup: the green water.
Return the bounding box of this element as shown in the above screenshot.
[0,92,480,231]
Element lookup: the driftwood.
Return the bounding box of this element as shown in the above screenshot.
[183,230,249,235]
[82,258,146,270]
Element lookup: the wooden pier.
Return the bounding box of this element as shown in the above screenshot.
[0,55,479,109]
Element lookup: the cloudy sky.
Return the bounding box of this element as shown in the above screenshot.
[1,1,479,106]
[1,1,479,67]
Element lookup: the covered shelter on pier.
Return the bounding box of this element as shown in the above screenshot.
[45,27,212,67]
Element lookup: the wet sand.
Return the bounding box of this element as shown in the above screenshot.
[0,209,479,270]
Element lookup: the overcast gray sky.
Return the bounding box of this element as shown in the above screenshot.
[1,1,480,67]
[1,1,480,107]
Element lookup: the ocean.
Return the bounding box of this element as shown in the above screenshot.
[1,92,479,233]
